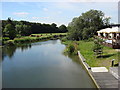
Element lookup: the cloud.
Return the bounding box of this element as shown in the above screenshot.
[104,15,111,18]
[13,12,29,17]
[43,8,48,11]
[32,17,50,19]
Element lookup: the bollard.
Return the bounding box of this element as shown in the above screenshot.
[111,59,115,67]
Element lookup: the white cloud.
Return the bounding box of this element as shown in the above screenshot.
[43,8,48,11]
[32,17,50,19]
[104,15,111,18]
[13,12,29,17]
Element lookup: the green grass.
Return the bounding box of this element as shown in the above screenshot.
[3,33,67,45]
[62,40,119,69]
[31,33,67,36]
[78,41,119,69]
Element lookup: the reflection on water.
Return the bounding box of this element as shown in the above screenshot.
[2,40,59,59]
[2,44,32,59]
[0,48,2,62]
[2,40,96,88]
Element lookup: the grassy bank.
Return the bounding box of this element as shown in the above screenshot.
[62,40,119,69]
[3,33,67,45]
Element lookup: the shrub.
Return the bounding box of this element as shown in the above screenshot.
[61,37,68,42]
[66,43,78,54]
[68,44,75,53]
[6,40,14,45]
[93,39,103,58]
[3,37,10,41]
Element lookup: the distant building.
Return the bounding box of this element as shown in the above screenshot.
[97,27,120,49]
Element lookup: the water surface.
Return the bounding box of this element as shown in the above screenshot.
[2,40,95,88]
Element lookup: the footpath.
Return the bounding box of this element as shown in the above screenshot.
[78,51,119,89]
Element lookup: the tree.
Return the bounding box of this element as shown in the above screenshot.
[51,23,59,33]
[21,25,31,36]
[59,24,68,33]
[7,17,12,24]
[93,39,103,58]
[15,24,22,35]
[67,9,111,40]
[4,24,16,39]
[2,19,63,35]
[15,24,31,36]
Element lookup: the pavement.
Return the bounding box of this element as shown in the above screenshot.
[91,67,108,72]
[109,67,119,79]
[91,67,118,88]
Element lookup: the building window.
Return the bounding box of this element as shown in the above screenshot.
[100,33,104,37]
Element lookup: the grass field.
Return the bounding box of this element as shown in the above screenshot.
[3,33,67,45]
[62,40,119,69]
[31,33,67,36]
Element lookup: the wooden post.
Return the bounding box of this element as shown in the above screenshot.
[111,59,115,67]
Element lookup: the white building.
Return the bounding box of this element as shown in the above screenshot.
[97,27,120,49]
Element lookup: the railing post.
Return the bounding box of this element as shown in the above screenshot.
[111,59,115,67]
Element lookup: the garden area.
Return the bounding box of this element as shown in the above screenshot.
[62,39,119,69]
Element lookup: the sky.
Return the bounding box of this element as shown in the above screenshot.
[1,2,118,26]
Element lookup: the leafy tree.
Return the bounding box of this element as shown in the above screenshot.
[4,24,16,39]
[59,24,68,33]
[93,39,103,58]
[21,25,31,36]
[7,17,12,24]
[67,9,111,40]
[2,18,67,39]
[15,24,31,36]
[51,23,59,32]
[15,24,22,35]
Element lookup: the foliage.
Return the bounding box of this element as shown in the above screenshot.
[59,24,68,33]
[4,24,16,39]
[6,40,14,45]
[93,39,103,58]
[67,44,75,53]
[2,18,68,39]
[65,41,78,54]
[61,37,68,42]
[8,33,66,44]
[62,40,118,68]
[67,9,111,40]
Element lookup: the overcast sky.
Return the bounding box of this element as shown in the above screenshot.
[2,2,118,26]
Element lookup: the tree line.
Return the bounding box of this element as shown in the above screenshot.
[67,9,111,40]
[2,18,68,39]
[2,9,111,41]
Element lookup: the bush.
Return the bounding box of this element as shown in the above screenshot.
[68,44,75,53]
[93,39,103,58]
[14,38,32,43]
[3,37,10,41]
[61,37,68,42]
[6,40,14,45]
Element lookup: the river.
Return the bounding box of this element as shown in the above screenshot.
[2,39,96,88]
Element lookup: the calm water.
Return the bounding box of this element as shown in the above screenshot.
[2,40,96,88]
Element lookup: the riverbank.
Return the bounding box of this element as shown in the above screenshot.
[62,39,119,88]
[62,40,119,69]
[77,51,99,89]
[3,33,67,46]
[78,51,118,88]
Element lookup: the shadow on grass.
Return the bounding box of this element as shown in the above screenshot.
[114,63,119,66]
[97,54,115,58]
